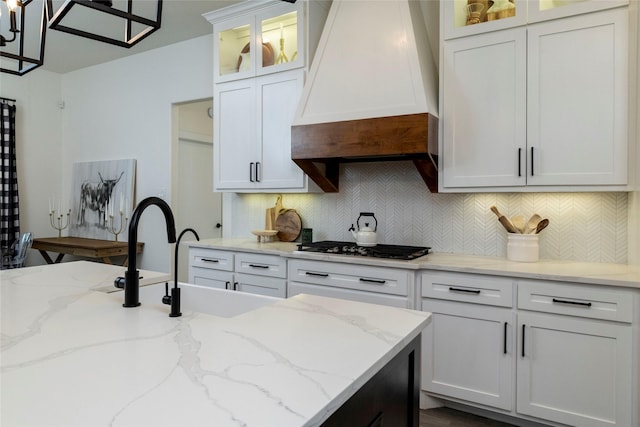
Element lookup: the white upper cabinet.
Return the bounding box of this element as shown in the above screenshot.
[214,69,308,191]
[527,0,629,23]
[443,0,527,40]
[526,9,628,186]
[443,0,628,40]
[206,0,330,193]
[440,4,630,191]
[442,28,527,188]
[210,1,304,83]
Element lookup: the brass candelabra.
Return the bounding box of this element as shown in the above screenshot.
[107,211,128,242]
[49,209,71,238]
[275,37,288,64]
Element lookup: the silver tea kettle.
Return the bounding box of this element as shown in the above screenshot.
[349,212,378,247]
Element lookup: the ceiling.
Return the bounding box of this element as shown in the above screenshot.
[27,0,243,74]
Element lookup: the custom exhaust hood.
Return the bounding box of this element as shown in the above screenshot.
[291,0,440,192]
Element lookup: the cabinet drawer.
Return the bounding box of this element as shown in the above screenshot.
[288,260,410,297]
[517,280,633,323]
[235,252,287,279]
[236,273,286,298]
[421,272,514,308]
[190,269,233,290]
[190,248,234,272]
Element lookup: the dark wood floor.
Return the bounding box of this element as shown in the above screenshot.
[420,407,517,427]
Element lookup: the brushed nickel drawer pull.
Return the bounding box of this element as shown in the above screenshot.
[449,286,481,294]
[552,298,592,307]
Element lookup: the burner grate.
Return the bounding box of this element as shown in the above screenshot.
[297,241,430,260]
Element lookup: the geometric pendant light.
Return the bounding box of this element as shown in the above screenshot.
[0,0,47,75]
[47,0,162,48]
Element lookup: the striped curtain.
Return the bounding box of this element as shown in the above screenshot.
[1,101,20,251]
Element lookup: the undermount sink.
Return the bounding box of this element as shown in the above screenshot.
[136,282,282,318]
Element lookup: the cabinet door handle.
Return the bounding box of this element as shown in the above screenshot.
[249,162,255,182]
[448,286,481,294]
[518,148,522,177]
[521,324,526,357]
[225,281,230,290]
[233,282,238,291]
[504,322,508,355]
[530,147,534,176]
[305,271,329,277]
[255,162,261,182]
[201,258,219,263]
[552,298,592,307]
[249,263,269,269]
[359,278,386,284]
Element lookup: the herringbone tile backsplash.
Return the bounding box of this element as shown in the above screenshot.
[229,162,628,264]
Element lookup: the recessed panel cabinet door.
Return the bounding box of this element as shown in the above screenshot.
[421,299,515,410]
[258,70,305,189]
[526,9,628,186]
[442,29,527,188]
[214,80,258,190]
[517,312,632,427]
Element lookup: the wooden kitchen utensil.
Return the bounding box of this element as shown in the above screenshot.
[275,209,302,242]
[490,206,519,234]
[535,218,549,234]
[523,214,542,234]
[510,215,526,233]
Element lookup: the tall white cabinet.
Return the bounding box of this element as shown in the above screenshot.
[440,0,631,192]
[205,0,330,193]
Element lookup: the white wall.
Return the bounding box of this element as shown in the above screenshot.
[58,35,214,273]
[0,70,63,266]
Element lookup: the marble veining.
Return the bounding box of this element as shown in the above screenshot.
[1,262,429,427]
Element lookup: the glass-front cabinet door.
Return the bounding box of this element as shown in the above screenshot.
[443,0,526,40]
[443,0,629,40]
[216,16,253,81]
[257,3,302,74]
[214,1,302,83]
[527,0,629,23]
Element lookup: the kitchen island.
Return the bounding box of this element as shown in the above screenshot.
[1,261,430,426]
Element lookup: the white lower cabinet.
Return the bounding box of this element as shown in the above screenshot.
[422,299,515,411]
[188,247,286,297]
[421,272,515,411]
[421,272,636,427]
[516,312,632,427]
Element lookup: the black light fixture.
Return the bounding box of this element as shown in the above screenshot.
[0,0,47,75]
[46,0,162,48]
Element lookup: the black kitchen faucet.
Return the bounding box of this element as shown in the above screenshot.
[118,197,177,308]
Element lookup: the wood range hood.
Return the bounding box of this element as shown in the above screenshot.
[291,0,440,193]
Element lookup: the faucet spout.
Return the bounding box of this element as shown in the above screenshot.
[168,228,200,317]
[123,197,177,308]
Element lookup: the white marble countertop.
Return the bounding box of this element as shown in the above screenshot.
[1,261,430,427]
[188,238,640,288]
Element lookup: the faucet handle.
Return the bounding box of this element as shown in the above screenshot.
[162,282,172,305]
[114,276,125,289]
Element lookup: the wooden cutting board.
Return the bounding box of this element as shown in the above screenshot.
[275,209,302,242]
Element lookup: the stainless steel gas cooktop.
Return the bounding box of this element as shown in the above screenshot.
[296,241,431,260]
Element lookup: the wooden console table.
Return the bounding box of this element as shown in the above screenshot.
[32,237,144,266]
